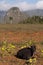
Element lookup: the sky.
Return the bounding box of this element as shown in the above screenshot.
[0,0,43,11]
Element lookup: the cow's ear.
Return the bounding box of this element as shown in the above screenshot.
[31,45,36,51]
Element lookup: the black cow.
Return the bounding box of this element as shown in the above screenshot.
[16,45,36,60]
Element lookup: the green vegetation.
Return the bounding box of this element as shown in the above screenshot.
[0,40,35,57]
[9,17,13,20]
[40,41,43,45]
[0,40,43,65]
[20,16,43,24]
[0,40,16,57]
[0,40,42,57]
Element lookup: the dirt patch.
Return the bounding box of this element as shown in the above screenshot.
[0,31,43,43]
[0,31,43,65]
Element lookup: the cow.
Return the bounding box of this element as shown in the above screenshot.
[16,45,36,60]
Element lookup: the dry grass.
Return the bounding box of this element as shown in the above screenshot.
[0,24,43,65]
[0,24,43,32]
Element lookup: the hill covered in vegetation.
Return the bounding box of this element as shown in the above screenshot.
[4,7,27,24]
[0,7,43,24]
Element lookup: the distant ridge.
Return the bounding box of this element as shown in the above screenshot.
[23,9,43,17]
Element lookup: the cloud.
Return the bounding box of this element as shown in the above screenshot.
[36,0,43,9]
[14,2,36,11]
[0,1,11,10]
[17,0,43,10]
[0,1,35,11]
[0,0,43,11]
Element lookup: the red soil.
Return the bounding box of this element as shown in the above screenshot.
[0,31,43,65]
[0,31,43,43]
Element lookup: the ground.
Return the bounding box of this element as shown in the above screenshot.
[0,24,43,65]
[0,31,43,43]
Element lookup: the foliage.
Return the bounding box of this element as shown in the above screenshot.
[40,49,43,57]
[26,58,37,65]
[20,16,43,24]
[40,41,43,45]
[18,40,36,49]
[0,40,16,56]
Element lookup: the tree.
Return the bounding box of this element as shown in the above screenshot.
[9,17,13,24]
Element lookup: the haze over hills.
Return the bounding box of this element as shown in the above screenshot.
[0,7,43,24]
[23,9,43,17]
[1,9,43,17]
[0,11,6,24]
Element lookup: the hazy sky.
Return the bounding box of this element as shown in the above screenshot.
[0,0,43,11]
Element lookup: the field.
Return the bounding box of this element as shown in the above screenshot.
[0,24,43,65]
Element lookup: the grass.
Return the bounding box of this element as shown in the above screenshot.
[0,24,43,65]
[0,40,36,65]
[0,40,35,56]
[0,24,43,32]
[0,40,43,65]
[0,40,42,56]
[40,41,43,45]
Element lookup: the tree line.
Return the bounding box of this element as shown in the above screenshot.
[19,16,43,24]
